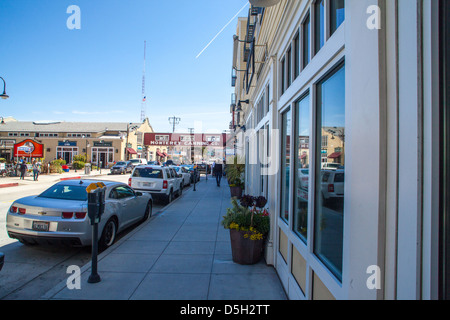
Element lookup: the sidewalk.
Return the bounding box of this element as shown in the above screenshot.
[42,177,287,300]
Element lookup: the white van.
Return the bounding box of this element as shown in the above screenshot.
[129,158,148,167]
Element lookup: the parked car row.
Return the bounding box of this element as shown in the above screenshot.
[5,163,201,251]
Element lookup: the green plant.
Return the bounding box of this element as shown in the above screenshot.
[73,154,87,163]
[222,196,270,241]
[72,161,85,170]
[225,155,245,189]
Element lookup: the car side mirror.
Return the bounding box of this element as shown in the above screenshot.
[178,174,182,178]
[136,191,143,196]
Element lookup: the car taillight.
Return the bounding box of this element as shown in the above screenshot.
[75,212,87,219]
[62,212,73,219]
[128,178,132,186]
[163,180,168,189]
[11,206,17,213]
[328,184,334,192]
[18,208,26,215]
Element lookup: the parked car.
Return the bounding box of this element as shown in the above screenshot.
[110,161,133,175]
[196,163,210,175]
[182,164,200,183]
[6,179,153,249]
[129,158,148,167]
[321,162,342,170]
[129,165,182,204]
[173,166,191,187]
[320,169,345,206]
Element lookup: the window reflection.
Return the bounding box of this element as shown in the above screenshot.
[303,13,310,69]
[294,94,310,242]
[330,0,345,35]
[314,63,345,280]
[280,109,291,223]
[314,0,325,54]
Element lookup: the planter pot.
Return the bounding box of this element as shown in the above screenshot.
[229,186,242,199]
[229,229,264,265]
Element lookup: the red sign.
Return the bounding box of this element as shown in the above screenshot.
[14,139,44,158]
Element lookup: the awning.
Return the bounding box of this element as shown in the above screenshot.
[328,152,342,159]
[126,148,137,155]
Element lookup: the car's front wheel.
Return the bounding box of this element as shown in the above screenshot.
[99,218,117,251]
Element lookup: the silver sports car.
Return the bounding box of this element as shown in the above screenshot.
[6,179,153,249]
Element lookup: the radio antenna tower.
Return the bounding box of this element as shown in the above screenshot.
[140,40,147,122]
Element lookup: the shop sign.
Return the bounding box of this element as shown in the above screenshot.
[93,141,112,147]
[58,141,77,146]
[14,139,44,158]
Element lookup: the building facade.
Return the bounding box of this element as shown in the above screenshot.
[230,0,448,300]
[0,118,154,168]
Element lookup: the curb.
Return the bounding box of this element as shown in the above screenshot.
[0,183,19,188]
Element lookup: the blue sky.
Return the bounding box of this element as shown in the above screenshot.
[0,0,249,133]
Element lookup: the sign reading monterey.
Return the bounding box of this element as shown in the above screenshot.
[144,133,227,147]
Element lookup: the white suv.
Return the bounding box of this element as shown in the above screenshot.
[129,165,182,204]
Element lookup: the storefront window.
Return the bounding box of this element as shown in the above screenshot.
[314,63,345,280]
[280,108,291,223]
[330,0,345,35]
[314,0,325,55]
[302,12,311,69]
[294,93,310,242]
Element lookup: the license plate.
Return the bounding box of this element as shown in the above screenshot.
[32,221,49,232]
[143,182,153,187]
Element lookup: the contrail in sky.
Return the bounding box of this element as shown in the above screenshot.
[196,2,249,59]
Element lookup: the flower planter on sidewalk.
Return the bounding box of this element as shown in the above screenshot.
[229,229,264,265]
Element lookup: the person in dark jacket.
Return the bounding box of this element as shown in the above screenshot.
[19,161,27,180]
[213,161,223,187]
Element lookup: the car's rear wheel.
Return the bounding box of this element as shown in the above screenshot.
[99,218,117,250]
[143,201,152,221]
[166,190,173,204]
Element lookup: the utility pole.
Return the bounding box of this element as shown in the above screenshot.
[188,128,194,164]
[168,116,181,133]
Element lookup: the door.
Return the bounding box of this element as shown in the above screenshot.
[114,186,141,227]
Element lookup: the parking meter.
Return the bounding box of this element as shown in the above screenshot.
[87,185,105,225]
[86,182,106,283]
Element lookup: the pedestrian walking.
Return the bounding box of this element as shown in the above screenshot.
[213,161,223,187]
[32,160,40,181]
[19,161,27,180]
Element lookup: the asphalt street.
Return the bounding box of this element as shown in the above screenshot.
[0,172,168,300]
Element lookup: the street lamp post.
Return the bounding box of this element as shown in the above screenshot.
[0,77,9,100]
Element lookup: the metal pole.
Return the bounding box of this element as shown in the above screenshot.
[88,222,101,283]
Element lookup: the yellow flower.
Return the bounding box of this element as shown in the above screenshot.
[229,222,240,230]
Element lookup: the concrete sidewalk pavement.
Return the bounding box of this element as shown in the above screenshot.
[42,177,287,300]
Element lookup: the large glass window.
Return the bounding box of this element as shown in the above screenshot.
[280,108,291,223]
[314,62,345,280]
[314,0,325,55]
[302,13,311,69]
[330,0,345,35]
[294,93,310,242]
